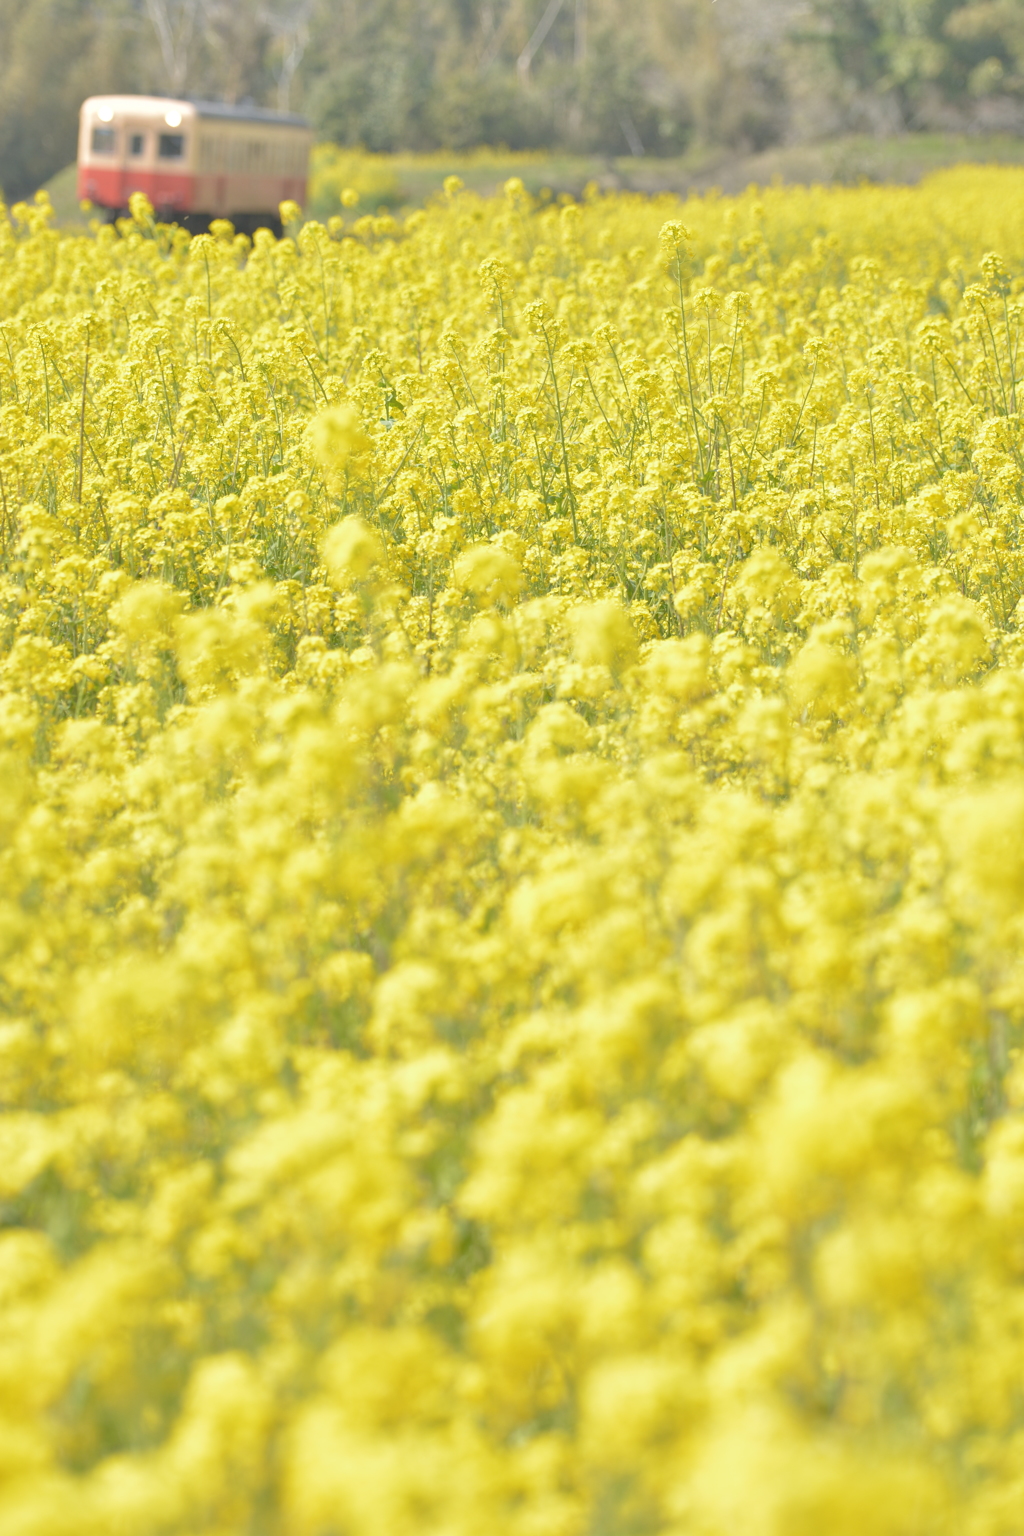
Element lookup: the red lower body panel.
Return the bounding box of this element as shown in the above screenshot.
[77,166,194,213]
[78,165,309,221]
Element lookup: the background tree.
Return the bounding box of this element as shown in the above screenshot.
[3,0,1024,204]
[0,0,134,199]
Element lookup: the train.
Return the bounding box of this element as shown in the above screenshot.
[77,95,313,234]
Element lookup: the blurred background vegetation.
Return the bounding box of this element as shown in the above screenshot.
[6,0,1024,203]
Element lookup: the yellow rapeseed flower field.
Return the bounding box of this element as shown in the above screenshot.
[4,164,1024,1533]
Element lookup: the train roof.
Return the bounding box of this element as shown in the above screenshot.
[189,100,310,128]
[81,94,309,129]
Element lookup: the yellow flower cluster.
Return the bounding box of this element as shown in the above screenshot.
[4,167,1024,1532]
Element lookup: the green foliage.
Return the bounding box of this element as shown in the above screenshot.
[805,0,1024,125]
[0,0,131,202]
[6,0,1024,206]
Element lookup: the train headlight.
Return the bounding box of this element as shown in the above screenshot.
[165,110,182,127]
[97,107,114,122]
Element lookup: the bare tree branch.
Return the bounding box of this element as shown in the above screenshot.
[517,0,567,82]
[260,0,312,111]
[143,0,204,95]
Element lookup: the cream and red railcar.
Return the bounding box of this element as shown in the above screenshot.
[78,96,312,233]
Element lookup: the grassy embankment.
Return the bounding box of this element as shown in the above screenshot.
[32,130,1024,229]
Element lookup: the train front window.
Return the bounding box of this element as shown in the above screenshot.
[91,127,116,155]
[129,133,145,156]
[158,133,185,160]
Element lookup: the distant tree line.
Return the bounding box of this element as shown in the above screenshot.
[3,0,1024,201]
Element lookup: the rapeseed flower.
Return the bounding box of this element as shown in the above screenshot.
[2,165,1024,1532]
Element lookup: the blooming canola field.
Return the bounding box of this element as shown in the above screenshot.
[4,167,1024,1532]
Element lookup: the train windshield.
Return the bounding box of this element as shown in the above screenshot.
[158,133,185,159]
[91,127,116,155]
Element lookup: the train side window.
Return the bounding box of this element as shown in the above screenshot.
[158,133,185,159]
[91,127,116,155]
[129,133,145,156]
